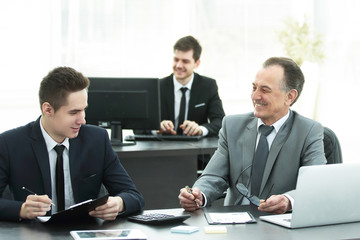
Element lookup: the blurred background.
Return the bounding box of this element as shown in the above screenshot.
[0,0,358,162]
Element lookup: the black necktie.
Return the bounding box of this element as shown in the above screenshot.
[177,87,188,135]
[54,145,65,211]
[251,125,274,196]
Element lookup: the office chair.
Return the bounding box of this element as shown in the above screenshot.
[323,126,343,164]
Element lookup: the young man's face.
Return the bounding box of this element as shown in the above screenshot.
[172,49,200,85]
[251,65,296,125]
[42,89,87,143]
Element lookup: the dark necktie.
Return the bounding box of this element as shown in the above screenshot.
[251,125,274,196]
[177,87,188,135]
[54,145,65,211]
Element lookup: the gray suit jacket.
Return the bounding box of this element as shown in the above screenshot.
[194,110,327,206]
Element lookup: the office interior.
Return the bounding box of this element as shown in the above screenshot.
[0,0,358,163]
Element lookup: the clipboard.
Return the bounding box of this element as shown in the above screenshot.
[204,209,256,224]
[37,194,109,223]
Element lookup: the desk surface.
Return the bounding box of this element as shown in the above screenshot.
[113,137,219,157]
[1,205,360,240]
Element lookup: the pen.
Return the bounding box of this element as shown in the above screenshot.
[185,185,200,208]
[22,187,56,206]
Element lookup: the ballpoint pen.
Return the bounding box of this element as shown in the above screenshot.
[22,187,56,206]
[185,186,200,208]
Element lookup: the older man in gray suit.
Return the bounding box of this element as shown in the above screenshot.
[179,57,326,214]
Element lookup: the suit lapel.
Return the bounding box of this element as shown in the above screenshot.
[31,118,52,197]
[69,136,80,202]
[260,111,295,195]
[234,118,257,205]
[236,119,257,186]
[187,73,200,119]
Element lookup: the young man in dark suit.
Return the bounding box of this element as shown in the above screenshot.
[0,67,144,221]
[159,36,225,137]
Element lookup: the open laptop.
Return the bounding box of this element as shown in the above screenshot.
[260,163,360,228]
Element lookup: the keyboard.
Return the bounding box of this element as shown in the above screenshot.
[128,213,191,225]
[125,134,204,141]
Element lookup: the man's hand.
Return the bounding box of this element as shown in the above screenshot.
[258,195,291,214]
[178,187,203,211]
[180,120,202,136]
[159,120,176,135]
[89,196,124,221]
[19,195,53,219]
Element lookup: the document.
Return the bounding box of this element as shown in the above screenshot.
[37,194,109,223]
[204,211,256,224]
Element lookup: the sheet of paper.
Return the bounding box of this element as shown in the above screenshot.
[208,212,253,224]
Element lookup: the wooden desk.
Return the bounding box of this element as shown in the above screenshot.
[2,205,360,240]
[112,138,219,210]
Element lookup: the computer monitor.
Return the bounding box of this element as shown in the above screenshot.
[86,77,161,146]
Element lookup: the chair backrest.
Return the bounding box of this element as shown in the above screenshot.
[323,126,343,164]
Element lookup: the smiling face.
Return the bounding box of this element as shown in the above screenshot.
[41,89,88,143]
[251,65,297,125]
[172,49,200,85]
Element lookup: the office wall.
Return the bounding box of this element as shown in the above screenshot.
[0,0,358,162]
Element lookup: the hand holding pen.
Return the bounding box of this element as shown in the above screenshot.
[22,187,55,206]
[185,186,200,208]
[20,186,55,220]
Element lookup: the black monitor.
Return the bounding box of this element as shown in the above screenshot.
[86,77,161,146]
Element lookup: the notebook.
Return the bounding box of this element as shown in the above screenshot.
[260,163,360,228]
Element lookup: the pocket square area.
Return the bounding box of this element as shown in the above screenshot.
[195,103,206,108]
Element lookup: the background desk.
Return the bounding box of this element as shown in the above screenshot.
[2,205,360,240]
[112,137,219,210]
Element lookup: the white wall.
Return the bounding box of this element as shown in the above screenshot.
[0,0,358,162]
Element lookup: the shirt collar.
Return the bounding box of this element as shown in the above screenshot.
[40,117,70,152]
[173,73,194,91]
[257,110,290,134]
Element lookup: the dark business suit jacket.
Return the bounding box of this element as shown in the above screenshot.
[0,117,144,221]
[160,73,225,136]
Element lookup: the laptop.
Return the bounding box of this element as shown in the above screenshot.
[260,163,360,228]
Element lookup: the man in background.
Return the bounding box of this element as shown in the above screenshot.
[178,57,326,214]
[159,35,225,137]
[0,67,144,221]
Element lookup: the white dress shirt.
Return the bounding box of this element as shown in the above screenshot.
[40,118,75,213]
[172,74,208,136]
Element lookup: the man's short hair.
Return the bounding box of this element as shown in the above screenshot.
[173,36,202,62]
[263,57,305,106]
[39,66,90,112]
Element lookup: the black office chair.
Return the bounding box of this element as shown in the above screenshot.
[323,126,343,164]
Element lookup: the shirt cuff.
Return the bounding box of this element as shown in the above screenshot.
[283,193,294,211]
[199,126,208,136]
[201,191,208,208]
